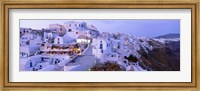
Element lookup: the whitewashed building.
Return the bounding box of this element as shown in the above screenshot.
[54,34,75,45]
[54,36,64,44]
[29,35,42,45]
[22,54,70,71]
[20,45,40,57]
[101,52,119,63]
[20,34,35,46]
[76,35,91,44]
[64,21,87,31]
[43,32,53,40]
[64,21,87,39]
[20,28,32,36]
[49,24,66,36]
[43,32,59,44]
[64,21,99,39]
[87,24,99,38]
[92,37,112,59]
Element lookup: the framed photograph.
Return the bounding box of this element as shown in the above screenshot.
[1,0,199,91]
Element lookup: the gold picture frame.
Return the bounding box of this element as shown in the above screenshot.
[0,0,199,91]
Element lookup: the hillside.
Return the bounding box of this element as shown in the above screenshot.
[155,33,180,39]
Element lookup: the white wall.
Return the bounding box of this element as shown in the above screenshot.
[77,39,90,44]
[25,55,42,70]
[54,36,63,44]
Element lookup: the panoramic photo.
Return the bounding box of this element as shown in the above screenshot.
[20,20,180,71]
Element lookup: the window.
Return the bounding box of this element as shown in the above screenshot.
[39,65,42,69]
[100,44,103,49]
[68,29,72,32]
[81,24,83,28]
[101,50,103,53]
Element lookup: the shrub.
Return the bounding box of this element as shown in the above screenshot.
[124,55,138,62]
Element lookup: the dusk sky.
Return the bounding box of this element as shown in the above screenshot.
[20,20,180,38]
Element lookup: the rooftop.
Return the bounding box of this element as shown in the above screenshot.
[77,35,90,39]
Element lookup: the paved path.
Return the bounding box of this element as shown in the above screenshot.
[65,45,96,71]
[83,44,93,55]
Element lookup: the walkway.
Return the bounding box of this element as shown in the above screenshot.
[65,45,96,71]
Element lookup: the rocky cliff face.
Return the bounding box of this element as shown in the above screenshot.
[137,40,180,71]
[91,33,180,71]
[120,33,180,71]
